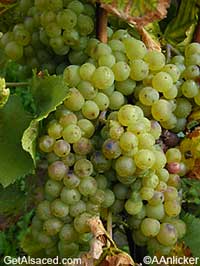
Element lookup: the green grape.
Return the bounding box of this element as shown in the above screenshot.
[164,199,181,217]
[91,151,111,173]
[157,223,178,246]
[63,65,81,87]
[98,54,116,68]
[163,84,178,99]
[50,199,69,218]
[102,139,121,159]
[63,170,80,188]
[144,50,166,71]
[81,100,100,120]
[36,200,52,221]
[48,161,67,181]
[47,120,63,139]
[110,199,124,214]
[123,37,147,60]
[102,189,115,208]
[43,217,63,236]
[68,0,84,14]
[49,36,64,51]
[62,152,76,167]
[134,149,155,170]
[86,201,100,215]
[79,63,96,81]
[53,140,71,157]
[138,133,155,149]
[166,148,182,163]
[115,156,136,177]
[194,91,200,105]
[152,149,167,170]
[59,111,77,127]
[68,50,88,65]
[5,41,23,60]
[60,187,81,205]
[93,92,109,111]
[118,104,142,126]
[45,245,58,257]
[73,212,92,234]
[185,42,200,57]
[95,174,108,189]
[148,191,164,206]
[108,39,125,52]
[151,99,172,122]
[62,124,82,143]
[14,28,31,46]
[40,10,56,27]
[74,159,93,177]
[125,199,143,215]
[183,65,200,80]
[167,174,181,188]
[48,0,63,11]
[146,203,165,220]
[73,137,93,155]
[77,119,95,138]
[109,121,124,140]
[78,176,97,196]
[130,59,149,81]
[109,91,125,110]
[157,168,169,182]
[181,80,198,98]
[95,43,112,58]
[90,189,105,205]
[77,14,94,36]
[39,135,55,153]
[92,66,114,90]
[162,64,180,82]
[139,86,159,106]
[112,61,130,81]
[141,218,160,237]
[156,181,168,192]
[173,98,192,118]
[128,117,151,135]
[152,72,173,93]
[64,88,84,111]
[140,187,154,201]
[45,179,63,198]
[115,78,136,96]
[56,9,77,29]
[37,232,54,248]
[45,22,61,38]
[142,173,159,188]
[69,200,86,217]
[119,132,138,151]
[58,241,79,257]
[77,81,97,100]
[63,28,79,45]
[170,219,186,239]
[113,183,129,200]
[59,224,78,242]
[113,51,127,62]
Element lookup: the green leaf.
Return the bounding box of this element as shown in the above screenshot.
[163,0,199,50]
[182,213,200,259]
[21,73,69,165]
[0,95,34,187]
[0,183,26,216]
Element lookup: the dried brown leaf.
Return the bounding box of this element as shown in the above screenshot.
[188,158,200,180]
[138,27,161,51]
[101,0,170,27]
[101,253,135,266]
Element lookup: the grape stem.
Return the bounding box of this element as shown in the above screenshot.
[166,43,181,63]
[6,82,29,87]
[107,210,112,239]
[96,4,108,43]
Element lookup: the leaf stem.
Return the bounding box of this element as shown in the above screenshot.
[6,82,29,87]
[96,4,108,43]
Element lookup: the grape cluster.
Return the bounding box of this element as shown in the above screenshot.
[27,29,191,258]
[0,0,95,73]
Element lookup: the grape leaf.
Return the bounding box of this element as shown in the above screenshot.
[182,213,200,260]
[99,0,170,27]
[22,73,69,165]
[163,0,199,50]
[0,95,34,187]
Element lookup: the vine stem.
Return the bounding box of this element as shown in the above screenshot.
[6,82,29,87]
[96,4,108,43]
[107,210,112,239]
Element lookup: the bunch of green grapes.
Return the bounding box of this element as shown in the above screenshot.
[0,0,95,73]
[28,29,192,258]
